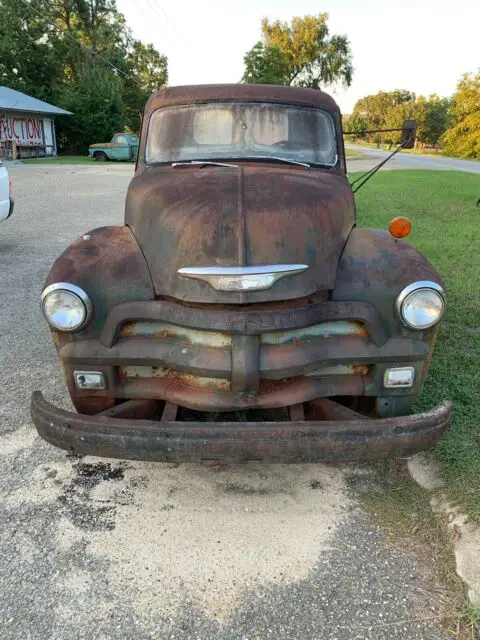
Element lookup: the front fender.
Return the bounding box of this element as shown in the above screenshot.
[44,226,154,340]
[332,228,443,337]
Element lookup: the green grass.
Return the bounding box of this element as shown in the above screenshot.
[351,170,480,518]
[21,155,115,164]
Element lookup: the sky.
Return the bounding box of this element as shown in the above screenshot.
[117,0,479,113]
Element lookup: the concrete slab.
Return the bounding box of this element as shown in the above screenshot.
[409,453,480,606]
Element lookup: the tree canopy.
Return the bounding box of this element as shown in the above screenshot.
[347,90,453,147]
[442,72,480,159]
[242,14,353,89]
[0,0,168,152]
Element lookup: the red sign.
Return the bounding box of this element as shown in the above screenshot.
[0,113,43,145]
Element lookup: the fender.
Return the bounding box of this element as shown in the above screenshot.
[45,226,154,340]
[333,228,443,336]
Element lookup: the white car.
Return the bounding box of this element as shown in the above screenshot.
[0,160,13,221]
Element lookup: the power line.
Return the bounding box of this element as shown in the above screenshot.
[17,0,142,87]
[130,0,178,35]
[146,0,179,31]
[130,0,166,33]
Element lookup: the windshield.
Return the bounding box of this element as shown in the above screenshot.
[146,102,337,166]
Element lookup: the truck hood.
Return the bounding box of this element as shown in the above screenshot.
[125,164,355,303]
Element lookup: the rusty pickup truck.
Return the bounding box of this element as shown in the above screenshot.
[89,133,139,161]
[31,84,451,462]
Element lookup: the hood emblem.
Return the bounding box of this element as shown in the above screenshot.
[177,264,308,292]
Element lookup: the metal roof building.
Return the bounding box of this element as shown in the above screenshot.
[0,87,72,158]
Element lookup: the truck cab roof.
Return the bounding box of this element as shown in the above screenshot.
[145,84,340,116]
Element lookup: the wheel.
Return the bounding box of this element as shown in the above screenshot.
[93,151,108,161]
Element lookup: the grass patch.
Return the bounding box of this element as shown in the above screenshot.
[350,170,480,519]
[21,155,116,164]
[357,460,479,639]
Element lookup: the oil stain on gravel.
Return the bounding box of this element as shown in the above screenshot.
[57,461,127,532]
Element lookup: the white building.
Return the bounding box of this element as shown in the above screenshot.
[0,87,71,159]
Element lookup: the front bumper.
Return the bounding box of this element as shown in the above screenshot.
[31,391,452,463]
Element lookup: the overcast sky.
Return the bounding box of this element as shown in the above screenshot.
[117,0,479,113]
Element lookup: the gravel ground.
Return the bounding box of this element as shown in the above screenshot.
[0,164,452,639]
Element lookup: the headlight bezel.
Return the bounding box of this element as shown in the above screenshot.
[395,280,445,330]
[41,282,93,332]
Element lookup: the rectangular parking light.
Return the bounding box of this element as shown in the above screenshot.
[74,371,106,390]
[384,367,415,388]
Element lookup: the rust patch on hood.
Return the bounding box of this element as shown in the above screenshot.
[126,165,354,304]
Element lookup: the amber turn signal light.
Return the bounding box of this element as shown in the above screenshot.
[389,216,412,238]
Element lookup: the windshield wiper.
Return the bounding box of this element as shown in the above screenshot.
[171,157,312,169]
[245,156,311,168]
[171,161,239,168]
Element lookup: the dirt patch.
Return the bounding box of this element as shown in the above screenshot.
[55,459,351,621]
[0,424,39,457]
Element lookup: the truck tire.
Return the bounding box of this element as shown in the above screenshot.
[93,151,108,161]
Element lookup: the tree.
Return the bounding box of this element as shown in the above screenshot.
[414,95,452,146]
[56,62,125,153]
[342,113,368,139]
[122,40,168,130]
[349,90,416,144]
[0,0,168,150]
[352,90,415,130]
[0,0,61,101]
[242,14,353,89]
[242,42,289,85]
[442,72,480,159]
[350,90,452,147]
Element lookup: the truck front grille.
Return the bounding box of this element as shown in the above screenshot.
[120,319,368,347]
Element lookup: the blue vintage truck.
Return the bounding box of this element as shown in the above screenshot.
[88,133,139,161]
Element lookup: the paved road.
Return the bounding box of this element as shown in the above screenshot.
[0,164,452,640]
[346,144,480,173]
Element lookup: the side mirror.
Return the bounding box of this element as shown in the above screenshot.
[401,120,417,149]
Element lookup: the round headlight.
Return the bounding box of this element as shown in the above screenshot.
[396,281,445,330]
[41,283,92,332]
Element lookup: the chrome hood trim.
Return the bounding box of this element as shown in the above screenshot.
[177,264,309,292]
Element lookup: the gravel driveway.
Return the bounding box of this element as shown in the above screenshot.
[0,164,451,639]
